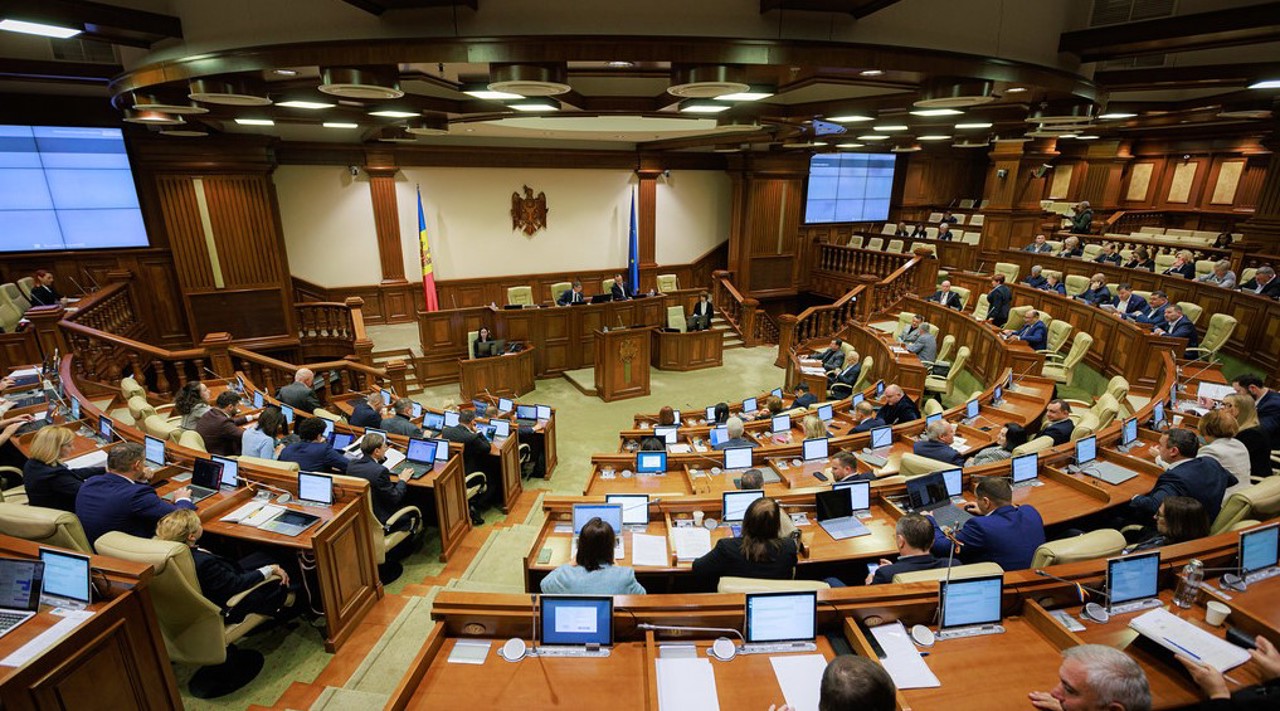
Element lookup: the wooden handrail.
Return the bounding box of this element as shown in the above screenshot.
[710,270,777,346]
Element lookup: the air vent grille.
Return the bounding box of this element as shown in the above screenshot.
[49,38,118,64]
[1089,0,1177,27]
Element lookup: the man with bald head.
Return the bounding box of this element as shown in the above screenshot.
[925,280,963,310]
[276,368,324,413]
[877,384,920,426]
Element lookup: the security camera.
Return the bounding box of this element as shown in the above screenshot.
[1182,154,1191,161]
[662,169,671,179]
[348,166,359,177]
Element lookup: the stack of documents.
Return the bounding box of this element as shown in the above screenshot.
[632,533,669,567]
[220,501,286,529]
[656,658,720,711]
[1128,608,1250,672]
[671,527,711,561]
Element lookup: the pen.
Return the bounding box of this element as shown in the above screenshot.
[1164,637,1199,660]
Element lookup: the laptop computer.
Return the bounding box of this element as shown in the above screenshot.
[443,411,460,428]
[905,469,972,530]
[570,504,624,558]
[741,397,758,415]
[851,392,864,407]
[401,438,439,479]
[187,458,224,503]
[412,401,423,419]
[1238,524,1280,584]
[815,482,871,540]
[963,398,980,425]
[1074,436,1138,485]
[0,558,43,639]
[1011,452,1041,488]
[937,574,1005,639]
[328,430,355,451]
[280,405,294,426]
[380,388,393,407]
[771,414,791,434]
[297,471,334,507]
[38,548,91,611]
[535,596,613,657]
[708,425,728,448]
[653,426,678,445]
[816,403,833,422]
[212,455,240,489]
[516,404,538,426]
[144,435,166,469]
[605,494,651,529]
[423,411,445,432]
[69,396,81,421]
[704,406,716,422]
[742,591,818,654]
[924,412,944,428]
[1106,551,1161,614]
[253,390,264,409]
[498,397,514,414]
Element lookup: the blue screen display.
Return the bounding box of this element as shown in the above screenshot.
[804,153,896,224]
[540,597,612,646]
[0,125,148,252]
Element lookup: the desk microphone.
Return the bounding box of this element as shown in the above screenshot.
[1174,359,1217,402]
[1007,362,1040,393]
[1034,569,1110,622]
[1197,566,1248,592]
[84,270,102,292]
[637,623,745,661]
[500,594,539,662]
[241,477,293,504]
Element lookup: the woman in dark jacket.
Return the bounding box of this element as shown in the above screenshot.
[23,426,105,511]
[692,497,797,591]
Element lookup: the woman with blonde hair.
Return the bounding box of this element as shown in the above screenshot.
[1221,393,1270,481]
[802,414,827,441]
[23,426,105,511]
[1197,409,1251,499]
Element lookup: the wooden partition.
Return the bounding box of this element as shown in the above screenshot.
[458,346,536,400]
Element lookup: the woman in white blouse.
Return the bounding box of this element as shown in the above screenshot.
[1197,409,1251,501]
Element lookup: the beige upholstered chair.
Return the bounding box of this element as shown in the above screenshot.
[0,466,26,500]
[128,395,158,423]
[235,455,300,473]
[925,346,968,401]
[886,239,905,253]
[1004,305,1034,332]
[3,284,29,312]
[1042,269,1062,283]
[1082,244,1104,261]
[968,214,984,227]
[865,237,884,251]
[949,286,970,309]
[994,262,1020,284]
[972,294,990,321]
[851,355,874,393]
[717,577,830,593]
[1186,314,1236,362]
[17,276,36,302]
[313,407,346,424]
[549,282,572,302]
[923,398,944,417]
[1212,479,1280,535]
[1012,436,1055,456]
[1030,529,1126,568]
[1064,274,1089,297]
[601,278,616,294]
[1241,267,1257,285]
[848,235,865,249]
[666,306,687,333]
[1041,320,1073,355]
[1177,301,1204,326]
[1042,332,1093,387]
[899,453,952,479]
[1154,253,1177,272]
[893,562,1003,584]
[506,286,534,307]
[178,429,207,452]
[656,274,679,292]
[0,503,92,553]
[1070,412,1100,442]
[144,414,181,442]
[120,376,146,401]
[1194,260,1215,279]
[933,334,956,366]
[880,223,897,235]
[0,298,21,333]
[466,329,479,359]
[961,232,980,246]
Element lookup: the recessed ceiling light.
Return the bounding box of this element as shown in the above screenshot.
[277,100,336,110]
[860,69,884,77]
[910,108,963,117]
[678,99,731,114]
[1097,112,1137,119]
[782,140,827,148]
[836,143,864,148]
[715,86,776,101]
[1248,79,1280,89]
[856,134,891,141]
[827,114,874,123]
[462,86,523,100]
[0,18,80,38]
[323,122,358,129]
[891,145,921,152]
[234,118,275,126]
[1074,134,1100,140]
[955,122,993,129]
[1005,87,1028,93]
[122,110,184,125]
[918,134,952,141]
[510,97,561,112]
[606,61,635,68]
[873,125,908,131]
[369,110,419,118]
[273,69,298,77]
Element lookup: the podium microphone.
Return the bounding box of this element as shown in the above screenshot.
[638,623,746,661]
[1034,569,1110,622]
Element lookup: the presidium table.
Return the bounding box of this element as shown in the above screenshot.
[457,345,536,401]
[594,327,652,402]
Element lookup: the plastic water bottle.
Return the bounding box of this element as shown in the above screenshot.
[1173,559,1204,609]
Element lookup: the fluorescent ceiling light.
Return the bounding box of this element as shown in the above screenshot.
[715,90,775,101]
[955,122,993,129]
[1074,134,1100,140]
[1005,87,1027,93]
[234,118,275,126]
[464,87,523,100]
[1248,79,1280,89]
[918,134,951,141]
[827,114,874,123]
[873,125,908,131]
[860,69,884,77]
[273,69,298,76]
[678,99,731,114]
[910,108,963,116]
[369,110,419,118]
[1097,112,1137,119]
[0,18,80,38]
[323,122,358,129]
[856,135,891,141]
[836,143,864,148]
[277,100,335,110]
[510,98,560,112]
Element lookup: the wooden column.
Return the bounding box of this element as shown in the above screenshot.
[726,154,808,297]
[636,165,660,291]
[365,155,407,285]
[1239,126,1280,255]
[979,138,1061,264]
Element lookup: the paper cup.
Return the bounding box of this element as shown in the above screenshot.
[1205,601,1230,627]
[692,510,705,526]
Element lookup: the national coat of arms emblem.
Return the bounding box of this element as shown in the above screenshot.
[511,185,548,236]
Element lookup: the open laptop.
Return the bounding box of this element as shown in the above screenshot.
[0,558,43,638]
[741,397,758,416]
[1151,399,1166,429]
[570,504,624,558]
[497,397,514,414]
[1074,435,1137,485]
[741,591,818,654]
[328,430,355,452]
[280,404,294,426]
[851,392,864,407]
[937,574,1005,640]
[708,425,728,448]
[515,404,539,426]
[187,458,224,503]
[905,469,972,530]
[252,390,265,409]
[605,494,651,529]
[1106,551,1162,614]
[423,411,445,432]
[722,490,764,536]
[991,384,1004,406]
[38,548,91,611]
[212,455,240,489]
[1011,452,1041,488]
[815,482,871,540]
[443,411,461,428]
[857,426,893,468]
[924,412,944,428]
[144,435,166,469]
[635,450,666,475]
[535,596,613,657]
[402,438,450,478]
[652,425,678,446]
[1239,524,1280,584]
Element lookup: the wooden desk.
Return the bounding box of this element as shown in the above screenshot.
[651,328,723,371]
[595,327,652,402]
[457,346,535,401]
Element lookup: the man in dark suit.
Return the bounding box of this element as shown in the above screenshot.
[1239,266,1280,300]
[828,358,862,399]
[279,417,349,473]
[277,368,323,413]
[814,339,845,372]
[346,433,411,526]
[878,384,920,426]
[610,273,631,301]
[443,409,502,523]
[936,222,954,241]
[1129,429,1235,522]
[380,398,423,438]
[1153,304,1199,355]
[1077,274,1112,307]
[75,443,194,545]
[1093,243,1121,264]
[1006,309,1048,351]
[557,281,586,306]
[791,383,816,410]
[28,269,63,306]
[1040,399,1075,446]
[1122,290,1169,327]
[868,514,953,584]
[349,392,384,429]
[829,451,874,483]
[930,477,1045,571]
[913,421,964,466]
[1111,284,1148,317]
[1023,265,1048,290]
[1163,253,1196,279]
[712,417,759,451]
[1232,374,1280,440]
[195,390,250,456]
[986,273,1012,327]
[851,401,885,433]
[689,292,714,331]
[1023,234,1053,253]
[925,280,963,310]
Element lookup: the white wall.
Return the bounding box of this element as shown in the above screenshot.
[275,164,730,287]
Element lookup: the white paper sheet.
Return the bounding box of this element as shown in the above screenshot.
[1129,607,1250,672]
[632,533,669,567]
[0,610,92,667]
[446,639,491,665]
[221,499,266,523]
[671,527,712,560]
[869,622,941,689]
[63,449,108,470]
[1196,382,1234,402]
[382,447,406,470]
[769,654,828,711]
[656,657,720,711]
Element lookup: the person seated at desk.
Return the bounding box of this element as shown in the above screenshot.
[909,222,928,238]
[28,269,65,307]
[540,517,645,595]
[1024,234,1054,254]
[1152,304,1199,355]
[1128,428,1234,524]
[196,391,251,456]
[472,326,495,358]
[155,510,294,623]
[866,513,953,585]
[174,381,211,430]
[277,368,324,413]
[1122,496,1209,554]
[892,221,910,237]
[279,417,349,474]
[1178,633,1280,711]
[0,413,30,450]
[1040,399,1075,446]
[936,222,954,241]
[1239,265,1280,299]
[1119,289,1169,326]
[1005,309,1048,351]
[929,476,1044,571]
[1111,283,1148,317]
[1024,265,1049,289]
[381,398,423,438]
[1077,273,1112,307]
[1231,373,1280,440]
[830,450,874,483]
[1221,393,1272,481]
[1058,236,1084,259]
[349,392,384,429]
[986,273,1013,327]
[1212,232,1234,249]
[769,656,896,711]
[23,426,106,512]
[1123,245,1156,272]
[346,433,411,528]
[1163,250,1197,279]
[792,383,816,409]
[691,497,797,591]
[801,414,826,440]
[557,280,586,306]
[913,420,964,466]
[1029,645,1151,711]
[610,273,631,301]
[75,442,194,544]
[851,401,885,433]
[925,279,964,309]
[899,315,938,362]
[1198,259,1237,289]
[828,358,862,399]
[940,211,959,225]
[1042,272,1068,295]
[878,384,920,426]
[814,338,846,371]
[711,402,730,425]
[442,409,501,524]
[966,423,1028,467]
[1093,242,1122,264]
[657,405,677,427]
[713,416,758,450]
[689,292,714,331]
[1197,410,1252,496]
[242,406,287,460]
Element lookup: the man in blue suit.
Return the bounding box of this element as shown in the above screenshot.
[913,421,964,466]
[1005,309,1048,351]
[279,417,350,473]
[1232,373,1280,440]
[348,392,384,429]
[1129,429,1235,522]
[1152,304,1199,356]
[1023,265,1048,290]
[851,401,886,433]
[1121,290,1169,327]
[76,442,195,545]
[930,477,1044,571]
[1040,399,1076,446]
[1110,284,1148,317]
[791,383,817,409]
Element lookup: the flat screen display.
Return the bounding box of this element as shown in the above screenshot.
[605,494,649,526]
[1107,552,1160,605]
[746,591,816,643]
[802,437,828,461]
[636,451,666,473]
[1012,452,1038,483]
[722,490,764,523]
[771,414,791,434]
[540,596,612,647]
[298,472,333,506]
[817,404,833,421]
[723,446,753,470]
[1241,524,1280,574]
[803,153,895,224]
[940,575,1003,629]
[572,504,622,535]
[870,426,892,449]
[1075,436,1097,466]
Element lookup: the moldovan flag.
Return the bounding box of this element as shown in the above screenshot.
[417,187,440,312]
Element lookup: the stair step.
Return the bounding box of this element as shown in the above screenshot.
[309,687,388,711]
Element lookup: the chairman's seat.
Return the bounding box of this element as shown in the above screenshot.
[656,274,679,292]
[506,286,534,307]
[549,282,572,303]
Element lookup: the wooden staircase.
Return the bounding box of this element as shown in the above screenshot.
[709,314,744,349]
[371,348,421,393]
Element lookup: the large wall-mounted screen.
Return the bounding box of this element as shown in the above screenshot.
[803,153,896,224]
[0,125,149,253]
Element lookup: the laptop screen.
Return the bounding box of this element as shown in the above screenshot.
[379,389,392,406]
[539,596,613,647]
[745,591,816,643]
[636,451,666,473]
[829,479,871,512]
[144,435,165,467]
[472,400,488,418]
[38,548,91,607]
[406,438,436,464]
[817,404,833,422]
[1122,418,1138,446]
[330,431,355,451]
[411,401,423,419]
[704,406,716,421]
[723,446,753,470]
[298,472,334,506]
[1240,524,1280,574]
[906,472,947,510]
[0,558,42,612]
[802,438,829,462]
[852,393,864,407]
[499,397,513,413]
[536,405,551,420]
[966,399,980,420]
[771,414,791,434]
[98,416,113,440]
[875,380,885,398]
[70,397,80,420]
[281,405,294,425]
[430,438,451,461]
[443,411,460,428]
[423,412,444,431]
[492,419,511,438]
[940,468,963,498]
[653,426,678,444]
[253,391,264,409]
[771,388,783,398]
[319,417,335,440]
[605,494,649,526]
[1153,400,1165,428]
[1107,551,1160,606]
[870,426,892,449]
[992,385,1002,403]
[742,397,757,413]
[1075,436,1097,466]
[709,426,728,447]
[516,404,537,420]
[940,574,1003,630]
[212,456,239,488]
[192,458,222,489]
[364,427,387,442]
[924,412,943,427]
[1011,452,1039,484]
[572,504,623,535]
[722,490,764,523]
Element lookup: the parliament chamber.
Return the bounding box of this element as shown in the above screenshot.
[4,1,1280,710]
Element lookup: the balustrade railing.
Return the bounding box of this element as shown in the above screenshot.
[710,270,778,346]
[812,243,913,277]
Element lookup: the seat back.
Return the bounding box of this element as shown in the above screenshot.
[972,293,990,321]
[1053,332,1094,387]
[851,355,873,392]
[895,311,916,335]
[2,283,29,312]
[0,299,20,332]
[961,232,980,245]
[865,237,884,251]
[466,330,479,360]
[1092,393,1120,430]
[847,235,864,249]
[994,262,1020,283]
[935,334,955,363]
[911,242,934,257]
[717,577,829,593]
[1064,275,1089,296]
[893,562,1003,584]
[178,429,206,452]
[1154,253,1176,271]
[1194,260,1215,278]
[886,239,905,253]
[1197,313,1237,357]
[143,414,180,442]
[666,306,687,333]
[1012,436,1055,456]
[1082,244,1103,261]
[0,503,92,553]
[1030,529,1126,568]
[1071,412,1100,441]
[506,286,534,306]
[1104,376,1131,414]
[880,223,896,235]
[1176,301,1204,326]
[968,214,984,226]
[1211,478,1280,534]
[839,341,858,365]
[313,407,345,423]
[237,455,300,474]
[656,274,679,292]
[549,281,572,301]
[127,395,158,423]
[17,276,35,300]
[1005,305,1033,332]
[923,398,944,417]
[120,376,146,401]
[601,278,615,294]
[1241,267,1257,285]
[943,347,970,396]
[1045,320,1072,353]
[898,453,952,478]
[949,286,970,309]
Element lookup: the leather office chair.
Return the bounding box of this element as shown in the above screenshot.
[1194,260,1215,279]
[1082,244,1104,261]
[717,577,830,593]
[549,281,572,303]
[120,376,146,401]
[1029,529,1125,568]
[602,278,616,294]
[656,274,679,292]
[1040,320,1073,355]
[849,355,874,395]
[0,503,92,553]
[880,223,896,235]
[839,341,858,365]
[313,407,346,424]
[1012,436,1055,456]
[235,455,300,474]
[466,329,479,359]
[1176,301,1204,326]
[506,286,534,307]
[928,212,944,223]
[961,232,980,246]
[1241,267,1257,285]
[1211,478,1280,535]
[1064,275,1089,297]
[893,562,1003,584]
[994,262,1020,284]
[17,276,35,301]
[95,532,290,698]
[0,466,26,500]
[899,453,952,479]
[925,346,968,402]
[666,306,687,333]
[2,283,30,313]
[969,214,984,227]
[1186,314,1236,363]
[333,473,422,578]
[1004,305,1033,332]
[886,239,905,253]
[865,237,884,251]
[847,235,864,249]
[128,395,158,423]
[1154,253,1177,272]
[1042,332,1093,387]
[947,286,969,310]
[923,399,944,417]
[1042,269,1062,284]
[178,429,207,452]
[931,334,956,367]
[144,414,182,442]
[0,298,21,333]
[1070,412,1100,442]
[972,294,990,322]
[1045,241,1063,253]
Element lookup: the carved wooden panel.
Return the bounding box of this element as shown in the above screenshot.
[154,176,216,290]
[202,175,289,288]
[1210,160,1245,204]
[1126,163,1155,202]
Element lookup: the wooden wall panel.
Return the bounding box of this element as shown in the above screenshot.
[202,176,289,288]
[154,176,215,290]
